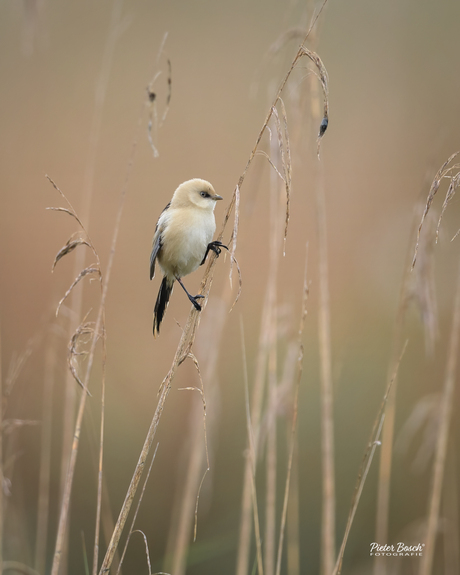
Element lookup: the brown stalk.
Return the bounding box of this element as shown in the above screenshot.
[92,320,107,575]
[376,158,456,575]
[164,296,227,575]
[51,104,134,575]
[99,254,219,573]
[116,443,159,575]
[178,353,211,543]
[240,319,264,575]
[419,261,460,575]
[95,26,172,574]
[316,156,335,575]
[275,247,309,575]
[34,325,59,574]
[56,267,101,318]
[236,283,272,575]
[286,435,300,575]
[236,7,329,574]
[374,196,437,575]
[308,37,335,573]
[333,343,408,575]
[264,115,287,575]
[48,0,124,569]
[271,100,292,249]
[47,0,123,560]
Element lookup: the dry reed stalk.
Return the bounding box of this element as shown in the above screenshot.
[264,116,286,575]
[52,1,124,570]
[1,323,47,568]
[275,248,309,575]
[308,47,335,573]
[236,285,272,575]
[164,296,227,575]
[99,254,220,574]
[116,443,159,574]
[286,435,300,575]
[179,355,211,545]
[373,200,428,575]
[236,8,329,574]
[53,14,171,574]
[373,387,396,575]
[419,262,460,575]
[50,117,133,575]
[240,319,264,575]
[333,343,407,575]
[93,330,107,575]
[376,157,457,575]
[374,257,412,575]
[101,5,330,570]
[316,159,335,575]
[34,325,59,574]
[100,474,123,575]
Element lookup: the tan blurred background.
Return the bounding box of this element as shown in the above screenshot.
[1,0,460,573]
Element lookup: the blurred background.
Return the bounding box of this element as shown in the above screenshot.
[1,0,460,574]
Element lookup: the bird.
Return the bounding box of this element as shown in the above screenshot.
[150,178,226,336]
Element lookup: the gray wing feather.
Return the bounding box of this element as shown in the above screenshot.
[150,202,170,280]
[150,234,161,280]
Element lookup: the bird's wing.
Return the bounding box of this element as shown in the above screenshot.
[150,202,170,280]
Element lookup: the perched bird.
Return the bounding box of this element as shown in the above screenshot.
[150,178,226,336]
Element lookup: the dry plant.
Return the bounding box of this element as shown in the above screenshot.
[333,343,408,575]
[412,151,460,269]
[0,317,51,575]
[41,13,174,575]
[306,26,335,575]
[275,250,310,575]
[99,3,330,573]
[47,176,106,575]
[235,6,330,575]
[372,152,460,575]
[409,152,460,575]
[419,263,460,575]
[374,192,439,575]
[46,2,126,572]
[163,296,228,575]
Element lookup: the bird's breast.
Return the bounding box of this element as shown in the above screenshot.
[158,208,215,279]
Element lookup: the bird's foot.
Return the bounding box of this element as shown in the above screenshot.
[188,293,204,311]
[209,240,228,257]
[201,241,229,265]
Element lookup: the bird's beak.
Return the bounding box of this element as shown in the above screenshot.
[213,194,223,201]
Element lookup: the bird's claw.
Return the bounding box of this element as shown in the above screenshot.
[208,240,229,259]
[211,240,228,256]
[190,294,204,311]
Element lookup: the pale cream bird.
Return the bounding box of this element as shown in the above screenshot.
[150,178,226,336]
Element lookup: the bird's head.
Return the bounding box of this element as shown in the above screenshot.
[172,178,223,210]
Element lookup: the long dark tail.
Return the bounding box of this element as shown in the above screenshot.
[153,276,174,336]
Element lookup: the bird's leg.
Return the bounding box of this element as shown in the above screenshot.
[200,241,229,265]
[176,277,204,311]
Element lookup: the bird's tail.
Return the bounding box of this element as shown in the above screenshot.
[153,276,174,336]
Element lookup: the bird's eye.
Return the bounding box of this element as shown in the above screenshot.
[200,191,210,198]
